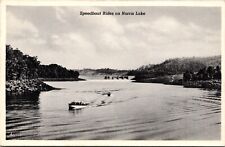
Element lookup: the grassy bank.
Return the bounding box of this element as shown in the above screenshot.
[134,74,183,85]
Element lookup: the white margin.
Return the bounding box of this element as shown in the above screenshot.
[0,0,224,146]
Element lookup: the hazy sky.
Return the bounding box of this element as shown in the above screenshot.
[7,6,221,69]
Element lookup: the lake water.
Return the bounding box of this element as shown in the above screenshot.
[6,80,221,140]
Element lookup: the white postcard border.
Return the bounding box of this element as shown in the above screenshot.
[0,0,224,146]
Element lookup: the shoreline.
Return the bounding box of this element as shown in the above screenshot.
[38,78,86,81]
[133,75,221,90]
[183,80,221,90]
[6,77,86,96]
[133,74,183,85]
[6,76,221,96]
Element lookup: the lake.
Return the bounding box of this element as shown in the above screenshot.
[6,80,221,140]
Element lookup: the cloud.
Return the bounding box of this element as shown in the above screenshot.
[7,11,39,39]
[6,7,221,69]
[7,11,46,57]
[125,15,220,52]
[55,7,124,35]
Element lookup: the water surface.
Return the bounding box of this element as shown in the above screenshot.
[6,80,221,140]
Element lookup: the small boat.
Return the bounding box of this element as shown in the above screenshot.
[102,92,111,97]
[68,101,89,110]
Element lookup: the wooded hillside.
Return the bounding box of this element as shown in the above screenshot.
[129,56,221,79]
[6,45,79,80]
[6,45,40,80]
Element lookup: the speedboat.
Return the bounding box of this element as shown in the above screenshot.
[68,101,89,110]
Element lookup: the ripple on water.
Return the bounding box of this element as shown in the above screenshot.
[6,81,221,140]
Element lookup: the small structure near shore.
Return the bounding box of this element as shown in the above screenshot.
[104,75,129,80]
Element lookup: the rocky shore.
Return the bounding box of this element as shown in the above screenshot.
[6,79,57,95]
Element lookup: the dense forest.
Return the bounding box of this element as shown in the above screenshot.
[183,66,221,82]
[6,45,79,80]
[129,56,221,80]
[38,64,79,79]
[6,45,40,80]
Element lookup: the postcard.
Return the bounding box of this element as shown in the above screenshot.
[0,0,224,146]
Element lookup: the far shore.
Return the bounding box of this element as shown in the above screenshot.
[133,75,221,90]
[38,78,86,81]
[6,74,221,97]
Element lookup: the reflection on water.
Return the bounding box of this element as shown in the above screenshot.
[6,81,221,140]
[7,92,40,110]
[68,109,84,115]
[6,92,41,139]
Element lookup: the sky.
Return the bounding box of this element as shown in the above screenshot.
[6,6,221,69]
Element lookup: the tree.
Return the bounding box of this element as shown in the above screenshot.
[207,66,214,79]
[214,66,221,80]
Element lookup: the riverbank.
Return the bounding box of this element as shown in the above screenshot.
[6,79,58,96]
[183,80,221,90]
[133,74,183,85]
[134,75,221,90]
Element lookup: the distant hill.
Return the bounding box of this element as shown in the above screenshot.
[78,68,129,79]
[79,68,129,75]
[129,56,221,79]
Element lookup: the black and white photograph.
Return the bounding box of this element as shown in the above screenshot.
[0,0,224,146]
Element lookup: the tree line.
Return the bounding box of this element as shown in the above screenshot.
[183,66,221,82]
[128,57,221,80]
[6,45,79,80]
[38,64,79,79]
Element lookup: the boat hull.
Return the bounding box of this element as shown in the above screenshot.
[69,105,88,110]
